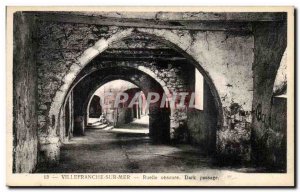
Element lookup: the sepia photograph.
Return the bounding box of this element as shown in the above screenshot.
[6,6,294,187]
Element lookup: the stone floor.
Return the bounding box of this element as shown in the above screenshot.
[37,116,221,173]
[37,117,264,173]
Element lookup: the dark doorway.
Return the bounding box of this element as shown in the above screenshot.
[88,95,102,118]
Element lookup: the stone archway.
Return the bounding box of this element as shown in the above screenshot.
[47,29,134,135]
[42,29,225,164]
[47,29,223,135]
[71,66,171,143]
[71,63,173,132]
[82,77,147,131]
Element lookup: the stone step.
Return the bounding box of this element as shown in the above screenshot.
[87,123,109,129]
[88,121,102,126]
[103,125,114,130]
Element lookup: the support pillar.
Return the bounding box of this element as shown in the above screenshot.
[39,136,60,166]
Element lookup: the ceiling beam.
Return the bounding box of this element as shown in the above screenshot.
[30,12,255,32]
[95,56,187,62]
[103,48,180,56]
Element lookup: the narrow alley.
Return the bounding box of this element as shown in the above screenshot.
[12,11,289,178]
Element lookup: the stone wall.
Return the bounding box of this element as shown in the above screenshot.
[116,88,143,127]
[187,81,218,154]
[185,31,253,162]
[13,12,38,173]
[36,22,123,137]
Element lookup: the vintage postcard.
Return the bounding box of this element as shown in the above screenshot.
[6,6,294,187]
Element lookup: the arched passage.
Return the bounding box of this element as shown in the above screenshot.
[70,66,171,143]
[121,88,146,121]
[84,81,141,129]
[11,11,290,174]
[41,30,223,164]
[78,64,173,133]
[86,83,148,131]
[47,30,222,134]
